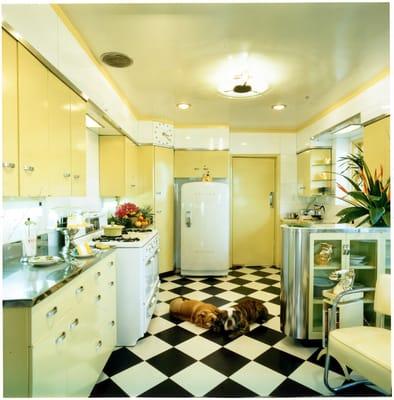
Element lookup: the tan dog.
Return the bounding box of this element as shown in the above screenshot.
[169,297,219,328]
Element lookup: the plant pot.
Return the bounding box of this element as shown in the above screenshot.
[103,223,124,237]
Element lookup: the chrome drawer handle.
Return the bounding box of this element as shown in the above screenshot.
[75,286,84,294]
[111,320,115,327]
[96,340,102,350]
[23,165,34,172]
[109,261,114,266]
[194,167,200,171]
[96,294,102,301]
[55,331,66,345]
[130,184,136,187]
[73,174,80,179]
[2,162,15,169]
[96,271,101,278]
[63,172,71,178]
[109,281,114,286]
[70,318,79,329]
[46,306,58,318]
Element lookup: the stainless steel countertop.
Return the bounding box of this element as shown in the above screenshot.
[3,248,116,307]
[281,223,391,233]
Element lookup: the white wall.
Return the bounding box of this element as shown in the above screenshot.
[174,127,230,150]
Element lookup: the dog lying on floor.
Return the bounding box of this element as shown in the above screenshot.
[169,297,219,329]
[212,298,269,339]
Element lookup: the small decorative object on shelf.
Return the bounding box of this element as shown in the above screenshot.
[314,242,333,265]
[109,202,154,229]
[336,148,390,227]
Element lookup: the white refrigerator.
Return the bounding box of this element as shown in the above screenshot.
[180,181,230,276]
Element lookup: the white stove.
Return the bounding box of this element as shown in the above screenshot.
[94,229,160,346]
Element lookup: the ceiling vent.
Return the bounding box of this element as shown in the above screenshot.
[100,52,133,68]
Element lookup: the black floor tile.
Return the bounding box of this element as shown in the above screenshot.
[254,347,304,376]
[246,265,263,270]
[200,277,223,285]
[333,382,386,396]
[231,286,256,295]
[155,325,195,346]
[246,326,286,345]
[270,296,281,305]
[205,378,258,397]
[228,270,244,277]
[146,348,195,376]
[201,348,250,376]
[201,286,226,295]
[308,348,349,376]
[103,347,143,377]
[227,277,250,285]
[172,277,195,285]
[89,379,129,397]
[256,277,280,285]
[251,270,271,277]
[269,378,320,397]
[203,296,230,307]
[160,312,182,324]
[264,285,281,295]
[201,328,238,346]
[170,286,194,296]
[139,379,193,397]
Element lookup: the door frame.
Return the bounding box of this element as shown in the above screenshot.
[230,154,280,267]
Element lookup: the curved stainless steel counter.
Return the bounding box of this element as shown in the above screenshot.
[280,224,389,340]
[3,248,116,307]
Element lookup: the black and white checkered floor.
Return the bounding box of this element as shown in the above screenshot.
[90,266,384,397]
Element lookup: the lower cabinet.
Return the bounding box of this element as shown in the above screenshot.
[3,252,116,397]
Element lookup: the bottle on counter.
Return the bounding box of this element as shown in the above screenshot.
[21,218,37,262]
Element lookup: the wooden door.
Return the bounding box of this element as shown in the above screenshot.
[232,157,276,266]
[154,147,174,273]
[48,72,71,196]
[2,31,19,196]
[18,45,49,197]
[70,91,86,196]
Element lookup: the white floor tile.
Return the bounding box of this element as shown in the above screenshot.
[178,320,208,335]
[266,273,281,281]
[158,290,179,302]
[162,274,182,281]
[147,316,175,334]
[249,291,277,302]
[96,371,108,383]
[273,337,318,360]
[262,267,280,274]
[183,290,212,301]
[263,316,281,332]
[224,335,270,360]
[176,336,221,360]
[184,281,210,290]
[128,336,171,360]
[171,361,227,397]
[237,267,255,274]
[264,302,281,316]
[273,282,281,288]
[241,274,262,282]
[244,281,268,290]
[159,281,180,290]
[216,291,245,302]
[289,361,345,395]
[153,301,170,316]
[215,281,238,291]
[230,361,286,396]
[111,361,167,396]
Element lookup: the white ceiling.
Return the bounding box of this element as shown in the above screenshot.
[61,2,389,131]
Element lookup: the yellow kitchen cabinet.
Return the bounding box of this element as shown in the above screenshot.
[2,31,19,196]
[70,91,87,196]
[99,135,139,197]
[364,116,390,179]
[18,44,49,197]
[174,150,230,178]
[297,148,332,197]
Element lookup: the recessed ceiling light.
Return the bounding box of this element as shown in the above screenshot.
[333,124,362,135]
[272,104,287,111]
[185,136,191,140]
[241,142,248,146]
[177,103,191,110]
[100,52,133,68]
[85,115,103,128]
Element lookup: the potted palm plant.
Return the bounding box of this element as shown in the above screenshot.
[336,150,390,227]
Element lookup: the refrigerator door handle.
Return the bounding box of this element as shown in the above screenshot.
[185,210,192,227]
[269,192,274,208]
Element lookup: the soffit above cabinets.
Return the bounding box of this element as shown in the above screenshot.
[60,3,389,132]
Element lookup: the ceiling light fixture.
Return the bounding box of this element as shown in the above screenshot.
[85,115,103,128]
[333,124,362,135]
[100,52,133,68]
[272,104,287,111]
[176,103,191,110]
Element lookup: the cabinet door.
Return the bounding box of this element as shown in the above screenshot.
[125,138,138,197]
[137,145,154,206]
[70,91,87,196]
[154,147,174,273]
[297,151,310,196]
[2,31,19,196]
[201,150,229,178]
[99,136,125,196]
[174,150,201,177]
[18,45,49,197]
[48,72,71,196]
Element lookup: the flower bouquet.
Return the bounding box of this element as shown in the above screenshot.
[108,202,153,229]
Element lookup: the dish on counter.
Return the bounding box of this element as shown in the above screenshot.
[28,255,63,266]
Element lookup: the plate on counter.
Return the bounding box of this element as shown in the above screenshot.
[29,255,63,266]
[71,249,99,259]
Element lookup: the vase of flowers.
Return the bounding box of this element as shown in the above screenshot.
[336,150,390,227]
[108,202,154,229]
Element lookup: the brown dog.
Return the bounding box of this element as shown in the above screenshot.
[169,297,219,328]
[212,298,269,339]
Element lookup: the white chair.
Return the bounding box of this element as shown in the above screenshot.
[324,273,391,395]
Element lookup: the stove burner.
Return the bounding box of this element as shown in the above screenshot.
[125,228,153,233]
[93,235,140,242]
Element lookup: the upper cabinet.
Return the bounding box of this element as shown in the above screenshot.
[174,150,230,178]
[364,116,390,178]
[99,135,138,197]
[18,44,49,197]
[297,148,332,197]
[2,31,87,198]
[2,31,19,196]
